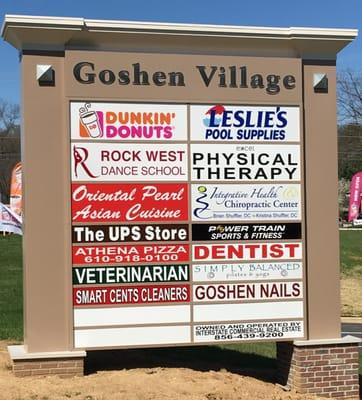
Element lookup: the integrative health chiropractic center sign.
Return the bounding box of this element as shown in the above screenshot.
[70,100,304,348]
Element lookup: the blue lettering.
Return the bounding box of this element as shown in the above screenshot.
[221,110,233,127]
[209,111,220,127]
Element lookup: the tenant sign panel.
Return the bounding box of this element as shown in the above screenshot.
[70,96,304,349]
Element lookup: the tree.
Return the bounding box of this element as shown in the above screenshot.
[0,98,20,136]
[337,70,362,125]
[338,178,350,220]
[338,124,362,180]
[337,70,362,181]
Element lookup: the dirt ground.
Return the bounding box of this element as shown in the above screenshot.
[0,341,325,400]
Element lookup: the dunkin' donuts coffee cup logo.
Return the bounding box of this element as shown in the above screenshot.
[71,102,187,141]
[79,103,104,138]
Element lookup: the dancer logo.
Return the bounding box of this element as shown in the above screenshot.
[73,146,99,178]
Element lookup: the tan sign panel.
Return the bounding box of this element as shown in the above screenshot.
[65,51,302,103]
[5,18,348,354]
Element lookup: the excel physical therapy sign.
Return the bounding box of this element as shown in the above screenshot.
[68,52,305,349]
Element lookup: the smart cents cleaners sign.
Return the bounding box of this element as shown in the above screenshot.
[70,101,304,349]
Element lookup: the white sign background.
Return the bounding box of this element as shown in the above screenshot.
[192,242,303,262]
[194,320,304,342]
[71,102,188,141]
[190,105,300,142]
[69,101,305,348]
[191,144,301,181]
[193,281,303,302]
[71,143,188,181]
[191,183,301,221]
[193,262,303,281]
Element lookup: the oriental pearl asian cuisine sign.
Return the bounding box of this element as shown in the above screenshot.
[70,100,304,349]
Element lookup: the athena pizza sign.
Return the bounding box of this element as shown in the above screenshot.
[70,101,304,348]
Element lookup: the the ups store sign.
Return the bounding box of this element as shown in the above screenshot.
[1,14,358,381]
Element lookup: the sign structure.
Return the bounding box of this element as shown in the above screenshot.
[71,102,304,349]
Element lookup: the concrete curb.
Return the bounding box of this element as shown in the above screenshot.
[341,317,362,323]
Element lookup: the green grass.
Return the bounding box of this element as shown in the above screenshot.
[340,230,362,277]
[219,342,275,359]
[0,235,23,341]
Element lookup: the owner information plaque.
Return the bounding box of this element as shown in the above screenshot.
[70,102,304,349]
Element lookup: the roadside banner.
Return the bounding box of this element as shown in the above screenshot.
[348,172,362,222]
[0,202,22,235]
[10,162,22,216]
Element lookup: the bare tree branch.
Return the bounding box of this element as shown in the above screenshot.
[0,99,20,136]
[337,70,362,124]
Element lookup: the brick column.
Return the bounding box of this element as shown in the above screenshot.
[277,336,361,399]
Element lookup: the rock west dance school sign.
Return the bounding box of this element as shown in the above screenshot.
[70,99,304,348]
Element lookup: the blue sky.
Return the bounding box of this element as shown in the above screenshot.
[0,0,361,104]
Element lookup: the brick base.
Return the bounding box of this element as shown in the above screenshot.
[12,357,84,377]
[8,345,86,378]
[277,337,360,399]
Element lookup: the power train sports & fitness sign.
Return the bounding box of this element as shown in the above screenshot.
[70,101,304,348]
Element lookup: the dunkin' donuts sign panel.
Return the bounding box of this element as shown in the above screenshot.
[71,102,187,141]
[70,100,305,349]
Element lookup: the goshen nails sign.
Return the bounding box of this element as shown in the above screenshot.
[70,100,304,350]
